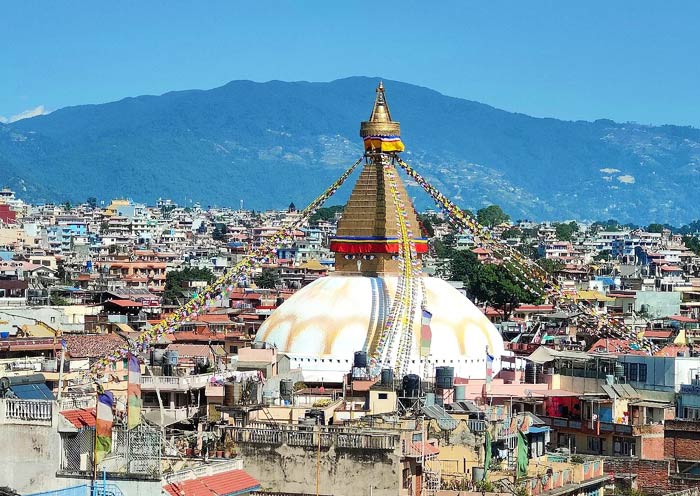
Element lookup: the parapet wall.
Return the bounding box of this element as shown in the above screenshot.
[238,443,401,496]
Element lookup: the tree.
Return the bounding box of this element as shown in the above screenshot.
[164,267,215,303]
[254,269,280,289]
[501,227,522,239]
[555,221,578,241]
[476,205,509,228]
[212,223,227,241]
[683,236,700,255]
[647,223,665,234]
[309,205,344,225]
[86,197,97,208]
[417,214,435,238]
[467,264,539,321]
[450,249,480,283]
[537,258,565,275]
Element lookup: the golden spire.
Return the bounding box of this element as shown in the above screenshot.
[360,81,401,138]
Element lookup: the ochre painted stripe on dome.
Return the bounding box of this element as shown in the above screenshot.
[330,240,429,254]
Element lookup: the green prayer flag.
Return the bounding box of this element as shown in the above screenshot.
[516,431,529,479]
[484,429,492,476]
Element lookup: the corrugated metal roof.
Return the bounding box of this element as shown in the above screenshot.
[11,382,54,400]
[421,404,458,431]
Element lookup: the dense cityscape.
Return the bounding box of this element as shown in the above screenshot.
[2,142,700,495]
[4,3,700,496]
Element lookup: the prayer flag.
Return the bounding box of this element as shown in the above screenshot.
[420,309,432,357]
[486,348,494,394]
[127,354,142,429]
[95,391,114,464]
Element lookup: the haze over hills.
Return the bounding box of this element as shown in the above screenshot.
[1,76,699,224]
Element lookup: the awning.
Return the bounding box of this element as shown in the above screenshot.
[528,426,550,434]
[115,323,135,333]
[629,401,673,409]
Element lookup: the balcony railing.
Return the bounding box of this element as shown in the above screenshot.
[0,398,53,424]
[540,415,633,435]
[226,423,399,451]
[140,373,212,391]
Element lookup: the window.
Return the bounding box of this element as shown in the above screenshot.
[587,436,603,454]
[378,393,388,400]
[613,436,636,456]
[50,317,56,323]
[638,364,647,382]
[628,363,639,382]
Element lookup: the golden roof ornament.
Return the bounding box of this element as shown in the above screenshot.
[360,81,401,139]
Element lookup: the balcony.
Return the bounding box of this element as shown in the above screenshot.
[0,398,53,425]
[140,373,213,391]
[540,415,633,435]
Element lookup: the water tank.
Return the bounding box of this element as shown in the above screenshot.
[353,351,368,369]
[252,341,266,350]
[402,374,421,398]
[280,379,294,400]
[305,409,325,425]
[164,350,179,366]
[150,349,165,366]
[614,363,625,379]
[454,384,467,401]
[380,368,394,388]
[472,467,485,483]
[161,364,172,376]
[435,366,454,389]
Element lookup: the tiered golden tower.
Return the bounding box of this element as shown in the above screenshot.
[330,83,427,274]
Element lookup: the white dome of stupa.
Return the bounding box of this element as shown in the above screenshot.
[255,274,503,381]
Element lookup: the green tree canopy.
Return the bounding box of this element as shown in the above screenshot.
[254,268,280,289]
[309,205,344,225]
[646,223,665,234]
[450,249,480,283]
[476,205,509,228]
[164,267,215,303]
[467,263,539,321]
[537,258,565,275]
[555,221,579,241]
[683,236,700,255]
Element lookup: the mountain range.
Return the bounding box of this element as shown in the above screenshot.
[1,76,700,224]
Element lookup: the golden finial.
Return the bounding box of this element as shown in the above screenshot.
[360,82,400,138]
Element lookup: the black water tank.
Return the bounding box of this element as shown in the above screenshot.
[353,351,368,368]
[381,368,394,387]
[435,366,454,389]
[402,374,421,397]
[305,409,325,425]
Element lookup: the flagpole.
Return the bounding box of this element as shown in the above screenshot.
[92,389,99,493]
[57,339,66,402]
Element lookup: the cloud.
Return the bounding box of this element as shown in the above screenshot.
[617,174,636,184]
[599,167,620,174]
[0,105,50,124]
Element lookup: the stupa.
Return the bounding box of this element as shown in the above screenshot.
[254,83,504,382]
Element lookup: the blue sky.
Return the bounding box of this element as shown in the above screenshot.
[2,1,699,126]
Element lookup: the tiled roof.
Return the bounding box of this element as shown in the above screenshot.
[61,408,96,428]
[64,333,126,358]
[163,469,260,496]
